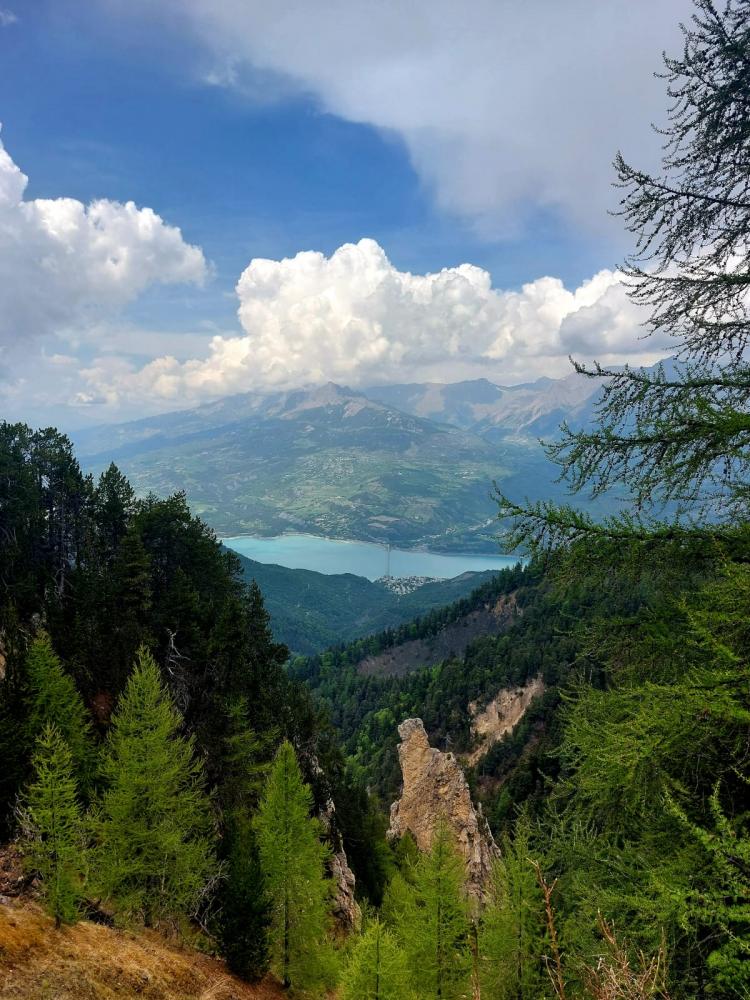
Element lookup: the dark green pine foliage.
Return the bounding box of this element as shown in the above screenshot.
[254,740,333,992]
[215,700,274,982]
[0,614,33,840]
[106,525,154,692]
[93,647,216,928]
[219,814,270,982]
[19,724,85,927]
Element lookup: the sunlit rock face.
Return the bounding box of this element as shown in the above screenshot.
[388,717,499,903]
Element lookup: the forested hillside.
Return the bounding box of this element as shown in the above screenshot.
[0,424,385,991]
[234,551,500,654]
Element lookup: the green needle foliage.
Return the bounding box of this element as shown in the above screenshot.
[339,918,413,1000]
[92,647,216,929]
[216,700,275,982]
[388,822,472,1000]
[19,723,85,927]
[254,740,333,993]
[24,634,97,796]
[479,817,548,999]
[218,813,270,982]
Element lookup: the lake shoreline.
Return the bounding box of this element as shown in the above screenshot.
[218,529,510,559]
[222,532,519,582]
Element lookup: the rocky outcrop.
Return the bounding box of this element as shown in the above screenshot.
[388,718,499,902]
[467,675,545,765]
[317,792,362,933]
[327,846,359,932]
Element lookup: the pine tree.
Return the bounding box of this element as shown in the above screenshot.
[92,646,216,928]
[19,724,85,927]
[216,700,273,981]
[25,633,97,795]
[339,919,413,1000]
[254,740,332,992]
[219,814,270,981]
[388,822,472,1000]
[479,818,547,999]
[109,527,153,691]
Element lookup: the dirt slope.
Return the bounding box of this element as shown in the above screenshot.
[0,900,284,1000]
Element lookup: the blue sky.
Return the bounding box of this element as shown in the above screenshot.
[0,0,689,426]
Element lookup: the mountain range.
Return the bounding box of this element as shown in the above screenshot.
[73,372,603,552]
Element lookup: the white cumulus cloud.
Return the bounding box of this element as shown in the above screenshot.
[0,128,207,352]
[78,238,664,410]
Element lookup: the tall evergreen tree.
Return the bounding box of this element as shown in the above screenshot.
[388,822,472,1000]
[479,818,547,1000]
[339,919,413,1000]
[219,813,270,982]
[216,700,273,981]
[254,740,332,992]
[92,464,136,560]
[24,634,97,794]
[92,647,216,928]
[19,724,85,927]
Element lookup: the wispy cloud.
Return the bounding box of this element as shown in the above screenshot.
[0,8,18,27]
[109,0,691,239]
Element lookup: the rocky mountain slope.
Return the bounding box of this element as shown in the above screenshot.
[388,718,498,903]
[74,382,514,550]
[356,591,518,677]
[72,372,616,551]
[364,370,600,439]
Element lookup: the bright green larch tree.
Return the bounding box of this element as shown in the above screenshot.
[389,821,472,1000]
[479,817,547,999]
[254,739,333,992]
[19,723,85,927]
[25,633,97,794]
[339,918,413,1000]
[92,646,216,928]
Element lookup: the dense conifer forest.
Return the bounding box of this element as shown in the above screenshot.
[1,1,749,997]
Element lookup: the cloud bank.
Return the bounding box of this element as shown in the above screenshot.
[0,129,207,352]
[115,0,690,236]
[78,238,663,410]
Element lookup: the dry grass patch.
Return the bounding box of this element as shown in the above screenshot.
[0,901,283,1000]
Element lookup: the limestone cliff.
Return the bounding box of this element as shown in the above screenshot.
[388,718,499,901]
[318,794,361,932]
[467,675,545,765]
[308,751,361,932]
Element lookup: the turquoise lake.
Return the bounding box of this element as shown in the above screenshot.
[222,533,517,582]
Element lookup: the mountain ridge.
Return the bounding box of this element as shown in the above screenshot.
[72,372,609,550]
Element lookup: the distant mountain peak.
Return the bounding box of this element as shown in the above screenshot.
[280,381,383,418]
